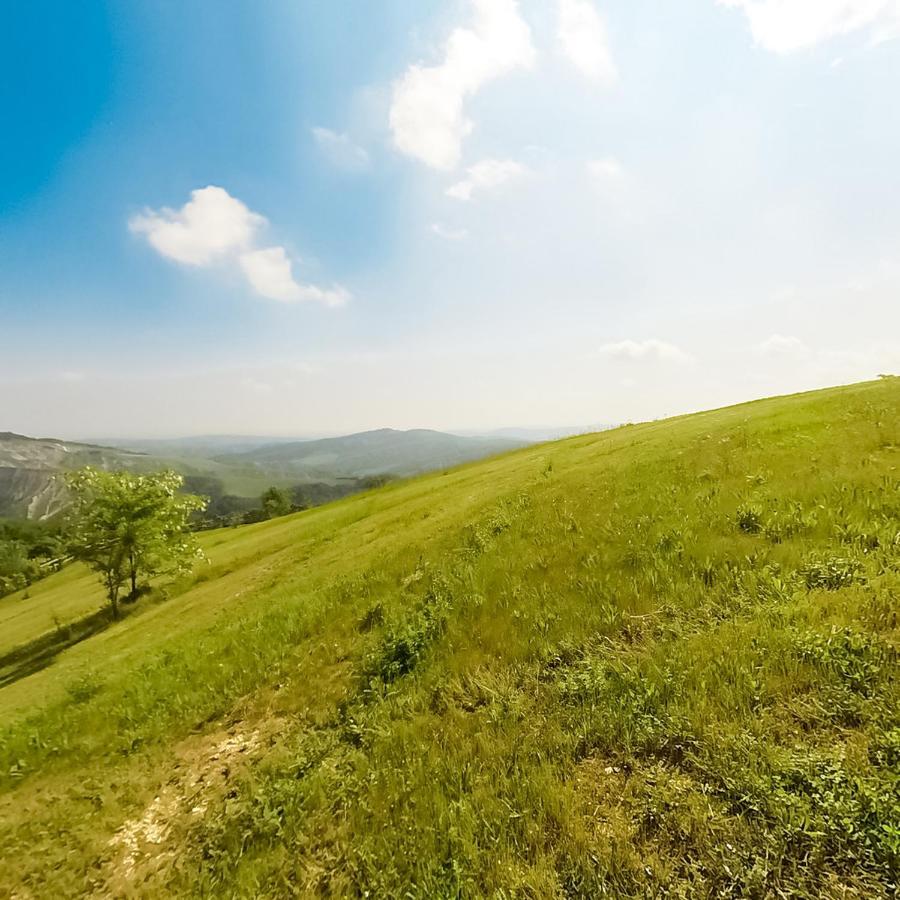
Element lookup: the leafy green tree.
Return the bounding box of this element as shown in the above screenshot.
[0,540,35,596]
[261,486,292,519]
[64,469,207,618]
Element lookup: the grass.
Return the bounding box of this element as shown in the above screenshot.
[0,563,106,658]
[0,377,897,897]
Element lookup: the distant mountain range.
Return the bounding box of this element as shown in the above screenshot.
[221,429,525,480]
[93,434,315,459]
[0,428,528,520]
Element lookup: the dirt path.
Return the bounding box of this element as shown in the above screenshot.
[96,723,267,897]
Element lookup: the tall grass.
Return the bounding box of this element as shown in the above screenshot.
[0,378,898,897]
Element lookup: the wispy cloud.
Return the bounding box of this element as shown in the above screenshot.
[718,0,900,53]
[446,158,530,201]
[558,0,618,85]
[389,0,535,170]
[431,223,470,241]
[130,186,349,306]
[586,156,625,184]
[312,126,370,172]
[598,339,694,364]
[753,336,900,382]
[757,333,811,357]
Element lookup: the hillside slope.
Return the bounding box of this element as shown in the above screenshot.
[0,379,898,898]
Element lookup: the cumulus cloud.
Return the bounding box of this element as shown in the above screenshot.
[431,223,470,240]
[558,0,618,84]
[131,186,349,306]
[718,0,900,53]
[129,186,264,266]
[757,333,811,356]
[389,0,535,170]
[239,247,348,306]
[598,339,693,364]
[446,158,529,200]
[312,127,370,172]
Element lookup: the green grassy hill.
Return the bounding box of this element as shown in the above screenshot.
[0,378,898,898]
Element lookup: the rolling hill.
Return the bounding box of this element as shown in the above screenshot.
[222,428,527,480]
[0,378,897,897]
[0,428,525,522]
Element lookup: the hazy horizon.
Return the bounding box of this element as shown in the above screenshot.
[13,419,613,445]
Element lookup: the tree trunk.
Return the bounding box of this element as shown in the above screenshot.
[110,588,119,620]
[130,550,137,601]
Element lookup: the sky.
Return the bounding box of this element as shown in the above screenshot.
[1,0,899,439]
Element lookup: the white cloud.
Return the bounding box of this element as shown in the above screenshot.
[585,156,644,222]
[586,156,625,183]
[718,0,900,53]
[389,0,536,170]
[431,223,470,240]
[239,247,349,307]
[132,186,349,307]
[757,333,811,356]
[312,127,370,172]
[558,0,618,84]
[598,339,694,364]
[752,336,900,382]
[819,344,900,376]
[446,158,529,200]
[129,186,264,266]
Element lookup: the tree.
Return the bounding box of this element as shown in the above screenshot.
[0,540,35,596]
[261,486,292,519]
[64,469,207,618]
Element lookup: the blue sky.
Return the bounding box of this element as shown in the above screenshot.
[2,0,899,437]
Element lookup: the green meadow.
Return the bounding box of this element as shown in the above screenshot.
[0,378,898,897]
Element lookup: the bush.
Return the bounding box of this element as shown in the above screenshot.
[364,582,453,684]
[793,626,892,696]
[735,504,763,534]
[799,556,864,590]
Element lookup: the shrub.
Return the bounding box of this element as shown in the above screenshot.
[364,581,453,684]
[65,674,102,704]
[792,627,892,696]
[799,556,864,590]
[763,501,817,543]
[358,603,385,632]
[736,504,763,535]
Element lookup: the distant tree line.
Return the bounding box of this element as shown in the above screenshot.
[189,475,394,529]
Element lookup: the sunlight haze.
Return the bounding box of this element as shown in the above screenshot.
[2,0,898,436]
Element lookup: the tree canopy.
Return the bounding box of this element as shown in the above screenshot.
[261,486,292,519]
[65,469,207,617]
